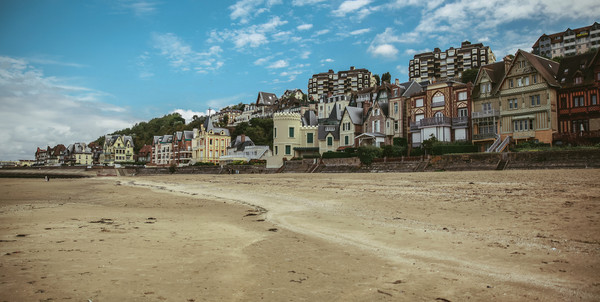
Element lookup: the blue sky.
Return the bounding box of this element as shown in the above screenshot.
[0,0,598,160]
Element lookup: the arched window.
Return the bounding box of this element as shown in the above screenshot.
[432,93,445,107]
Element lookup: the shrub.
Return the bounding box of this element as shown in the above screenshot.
[168,164,177,174]
[193,161,217,166]
[302,153,321,159]
[357,145,382,165]
[381,145,404,157]
[432,143,478,155]
[393,137,408,147]
[322,151,356,159]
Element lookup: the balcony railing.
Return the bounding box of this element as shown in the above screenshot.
[473,133,497,140]
[452,116,469,127]
[472,109,500,119]
[420,116,452,127]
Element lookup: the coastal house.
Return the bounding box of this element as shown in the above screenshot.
[497,50,560,145]
[137,144,152,163]
[35,147,48,165]
[255,92,278,118]
[102,135,134,166]
[220,134,272,164]
[554,49,600,145]
[471,57,511,151]
[191,117,231,164]
[64,143,93,166]
[269,111,319,168]
[47,144,66,166]
[151,135,173,166]
[173,130,194,166]
[408,81,472,147]
[358,100,392,147]
[339,106,364,148]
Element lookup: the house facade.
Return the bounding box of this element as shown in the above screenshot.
[532,22,600,59]
[497,50,560,145]
[102,135,134,165]
[64,143,93,166]
[151,135,173,166]
[339,106,364,148]
[471,58,510,151]
[554,49,600,144]
[138,145,152,163]
[191,118,231,164]
[173,130,194,166]
[269,112,318,168]
[220,134,271,164]
[408,81,471,147]
[409,41,496,83]
[359,101,393,147]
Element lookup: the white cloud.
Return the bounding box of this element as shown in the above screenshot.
[297,24,313,31]
[300,51,311,59]
[332,0,372,17]
[0,56,135,161]
[118,0,159,17]
[349,28,371,35]
[171,109,206,124]
[211,16,288,49]
[254,56,272,65]
[152,33,223,73]
[320,58,334,63]
[292,0,326,6]
[314,29,330,36]
[268,59,289,69]
[404,48,430,56]
[229,0,283,24]
[368,44,398,59]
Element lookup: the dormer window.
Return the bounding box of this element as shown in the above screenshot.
[575,77,583,84]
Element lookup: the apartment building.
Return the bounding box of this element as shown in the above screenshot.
[307,66,376,102]
[409,41,496,83]
[532,22,600,59]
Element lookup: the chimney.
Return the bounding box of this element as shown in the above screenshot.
[395,78,399,85]
[241,134,245,143]
[503,55,513,73]
[350,66,355,70]
[362,100,371,118]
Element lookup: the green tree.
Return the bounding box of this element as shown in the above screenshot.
[461,68,479,84]
[357,145,382,165]
[421,134,439,156]
[381,72,391,84]
[373,74,381,86]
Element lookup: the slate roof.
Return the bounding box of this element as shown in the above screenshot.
[256,92,278,106]
[318,124,340,140]
[344,106,363,125]
[160,135,173,144]
[519,50,560,87]
[401,81,423,98]
[230,135,256,151]
[556,49,599,88]
[301,110,318,126]
[204,116,230,136]
[473,61,506,96]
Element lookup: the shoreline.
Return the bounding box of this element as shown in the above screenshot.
[1,171,599,301]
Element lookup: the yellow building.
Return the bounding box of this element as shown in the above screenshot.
[268,112,318,168]
[102,135,135,166]
[191,118,231,164]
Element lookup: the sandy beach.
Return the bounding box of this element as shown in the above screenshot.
[1,169,599,301]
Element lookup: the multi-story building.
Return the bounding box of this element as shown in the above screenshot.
[268,112,319,168]
[172,130,194,166]
[318,94,350,120]
[35,147,48,165]
[102,135,134,165]
[137,145,152,163]
[151,135,173,166]
[307,66,376,102]
[339,106,364,148]
[497,50,560,145]
[408,81,472,147]
[554,49,600,144]
[191,118,231,164]
[64,143,93,166]
[409,41,496,83]
[470,57,511,151]
[532,22,600,59]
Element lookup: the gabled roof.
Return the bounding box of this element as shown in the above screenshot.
[344,106,363,125]
[473,61,507,96]
[204,116,230,136]
[327,103,343,121]
[556,49,599,88]
[318,124,340,140]
[301,110,318,126]
[256,91,278,106]
[399,80,423,98]
[160,135,173,143]
[230,135,255,151]
[519,50,560,87]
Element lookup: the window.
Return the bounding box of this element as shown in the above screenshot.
[517,78,523,87]
[533,74,538,84]
[482,103,492,111]
[458,108,468,117]
[285,145,291,155]
[394,102,399,114]
[575,77,583,84]
[432,93,445,106]
[394,121,399,131]
[513,119,534,132]
[530,95,540,106]
[210,139,213,145]
[592,95,597,105]
[274,128,277,138]
[415,98,424,107]
[307,133,313,144]
[509,79,514,88]
[327,136,333,146]
[344,135,349,145]
[458,91,467,100]
[524,77,530,85]
[289,127,295,138]
[573,96,584,107]
[275,146,278,155]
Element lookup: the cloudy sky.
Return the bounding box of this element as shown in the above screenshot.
[0,0,598,160]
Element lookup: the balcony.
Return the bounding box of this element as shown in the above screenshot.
[472,109,500,119]
[452,116,469,128]
[410,122,419,132]
[419,116,452,127]
[473,133,497,141]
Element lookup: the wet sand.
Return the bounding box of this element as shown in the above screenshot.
[0,170,599,301]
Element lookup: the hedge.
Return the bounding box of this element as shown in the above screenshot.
[322,151,357,159]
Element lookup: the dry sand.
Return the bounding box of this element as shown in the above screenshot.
[0,169,599,301]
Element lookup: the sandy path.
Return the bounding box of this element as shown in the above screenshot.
[124,170,600,301]
[0,169,598,301]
